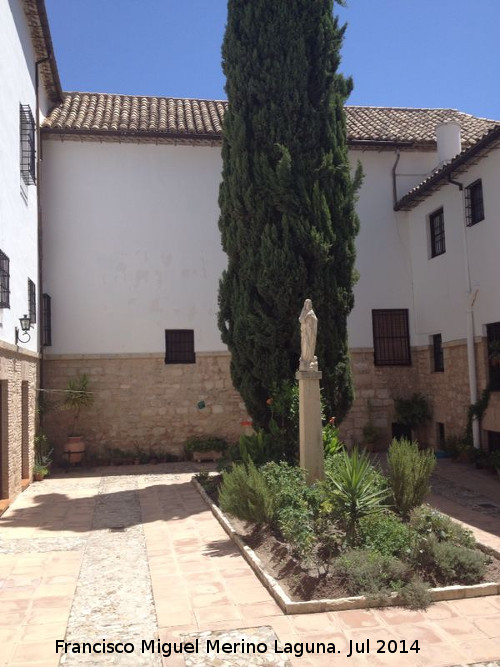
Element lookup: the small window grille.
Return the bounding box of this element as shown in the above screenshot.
[437,422,446,449]
[20,105,36,185]
[465,180,484,226]
[486,322,500,391]
[27,279,36,325]
[429,208,446,257]
[165,330,195,364]
[372,309,411,366]
[42,294,52,346]
[432,333,444,372]
[0,251,10,308]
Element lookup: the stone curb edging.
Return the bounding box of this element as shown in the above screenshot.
[192,478,500,615]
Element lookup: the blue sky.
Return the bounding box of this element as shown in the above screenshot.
[45,0,500,119]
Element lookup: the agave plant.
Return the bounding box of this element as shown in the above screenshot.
[325,447,389,546]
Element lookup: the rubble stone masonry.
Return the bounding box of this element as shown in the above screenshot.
[43,352,249,460]
[0,341,37,500]
[43,338,499,458]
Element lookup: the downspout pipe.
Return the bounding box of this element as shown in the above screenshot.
[392,149,401,207]
[448,174,481,449]
[35,56,50,425]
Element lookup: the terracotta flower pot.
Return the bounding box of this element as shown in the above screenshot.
[63,436,86,464]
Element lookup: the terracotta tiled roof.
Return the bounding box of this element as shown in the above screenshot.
[43,93,500,146]
[22,1,62,103]
[395,124,500,211]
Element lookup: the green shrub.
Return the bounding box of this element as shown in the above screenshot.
[184,436,228,456]
[261,462,321,561]
[218,461,274,524]
[410,506,476,549]
[359,512,413,558]
[238,429,283,466]
[324,448,389,546]
[398,577,432,610]
[412,535,487,586]
[387,438,436,519]
[323,422,343,457]
[333,549,409,597]
[394,393,431,430]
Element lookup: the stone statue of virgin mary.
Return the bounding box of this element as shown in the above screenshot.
[299,299,318,371]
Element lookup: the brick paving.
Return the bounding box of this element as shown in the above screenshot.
[0,461,498,666]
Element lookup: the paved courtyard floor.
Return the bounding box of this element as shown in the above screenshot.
[0,460,499,667]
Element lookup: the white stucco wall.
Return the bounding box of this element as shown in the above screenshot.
[41,139,227,354]
[0,0,44,353]
[347,148,438,348]
[42,138,448,355]
[406,148,500,345]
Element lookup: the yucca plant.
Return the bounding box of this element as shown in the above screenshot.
[325,447,389,546]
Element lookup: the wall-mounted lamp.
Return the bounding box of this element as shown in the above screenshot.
[15,314,31,344]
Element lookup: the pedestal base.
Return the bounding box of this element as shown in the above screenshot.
[296,370,324,482]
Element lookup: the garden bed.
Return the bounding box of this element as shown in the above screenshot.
[193,477,500,614]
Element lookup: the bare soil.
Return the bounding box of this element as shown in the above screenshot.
[225,511,500,603]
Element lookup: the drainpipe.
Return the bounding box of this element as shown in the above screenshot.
[448,175,481,449]
[35,57,49,426]
[392,149,401,207]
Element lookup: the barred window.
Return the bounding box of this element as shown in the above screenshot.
[28,279,36,325]
[42,294,52,346]
[487,322,500,391]
[165,330,195,364]
[20,105,36,185]
[429,208,446,257]
[465,180,484,226]
[372,309,411,366]
[432,333,444,372]
[0,251,10,308]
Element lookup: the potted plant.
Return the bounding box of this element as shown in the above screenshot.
[394,393,432,441]
[489,450,500,476]
[184,436,228,463]
[63,374,94,465]
[488,340,500,367]
[33,433,53,481]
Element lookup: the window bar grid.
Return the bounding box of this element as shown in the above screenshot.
[28,279,36,324]
[165,330,195,364]
[432,334,444,372]
[0,251,10,308]
[42,294,51,346]
[430,209,445,257]
[20,105,36,186]
[372,309,411,366]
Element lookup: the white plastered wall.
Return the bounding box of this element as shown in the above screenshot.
[41,139,227,354]
[0,0,43,353]
[406,148,500,346]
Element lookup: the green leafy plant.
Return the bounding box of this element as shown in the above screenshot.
[34,432,53,468]
[398,577,432,610]
[412,535,487,586]
[33,462,49,479]
[218,461,274,524]
[323,419,343,457]
[394,393,431,431]
[359,512,413,558]
[409,506,476,549]
[64,374,94,436]
[333,549,409,597]
[238,429,282,466]
[184,436,228,457]
[489,450,500,471]
[387,438,436,519]
[324,447,389,546]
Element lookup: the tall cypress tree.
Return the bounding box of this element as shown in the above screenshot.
[218,0,361,430]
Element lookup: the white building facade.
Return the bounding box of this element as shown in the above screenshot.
[0,0,61,500]
[2,2,499,486]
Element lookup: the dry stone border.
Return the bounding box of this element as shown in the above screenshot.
[192,478,500,615]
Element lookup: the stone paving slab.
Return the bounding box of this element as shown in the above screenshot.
[0,462,499,667]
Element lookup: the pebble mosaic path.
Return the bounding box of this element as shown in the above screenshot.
[0,460,499,667]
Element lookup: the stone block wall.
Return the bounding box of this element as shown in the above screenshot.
[43,339,498,460]
[42,352,249,459]
[340,338,494,450]
[0,342,37,500]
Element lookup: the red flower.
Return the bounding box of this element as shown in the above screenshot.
[329,417,336,425]
[266,398,273,405]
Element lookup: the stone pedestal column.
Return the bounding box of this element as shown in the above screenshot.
[296,370,324,482]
